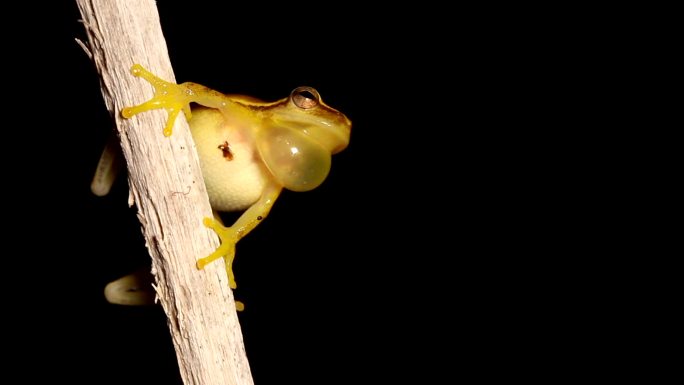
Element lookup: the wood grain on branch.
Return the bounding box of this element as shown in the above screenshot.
[75,1,254,384]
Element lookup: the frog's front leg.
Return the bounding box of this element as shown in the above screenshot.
[122,64,236,136]
[198,183,282,291]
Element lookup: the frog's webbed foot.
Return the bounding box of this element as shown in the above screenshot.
[121,64,193,137]
[198,217,245,311]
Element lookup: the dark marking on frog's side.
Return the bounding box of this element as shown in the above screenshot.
[218,141,234,161]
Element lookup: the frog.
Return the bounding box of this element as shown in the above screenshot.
[97,64,351,310]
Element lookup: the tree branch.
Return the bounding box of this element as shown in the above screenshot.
[75,1,254,384]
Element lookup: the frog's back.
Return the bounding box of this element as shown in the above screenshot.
[189,107,269,212]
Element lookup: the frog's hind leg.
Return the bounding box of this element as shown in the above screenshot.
[91,133,123,197]
[104,269,156,306]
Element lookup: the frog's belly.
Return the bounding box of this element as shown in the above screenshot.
[190,108,269,212]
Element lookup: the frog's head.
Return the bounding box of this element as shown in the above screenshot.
[272,86,351,153]
[257,87,352,192]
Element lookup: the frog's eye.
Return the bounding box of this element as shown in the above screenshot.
[291,87,320,109]
[256,125,331,192]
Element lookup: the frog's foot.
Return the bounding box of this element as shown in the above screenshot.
[121,64,193,136]
[104,269,156,306]
[198,217,245,310]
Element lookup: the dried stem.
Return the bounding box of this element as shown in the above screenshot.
[75,1,254,384]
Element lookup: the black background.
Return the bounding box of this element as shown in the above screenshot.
[4,2,558,384]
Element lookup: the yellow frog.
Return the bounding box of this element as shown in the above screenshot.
[98,64,351,310]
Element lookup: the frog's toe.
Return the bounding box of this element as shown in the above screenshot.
[129,64,165,86]
[121,102,156,119]
[196,243,229,270]
[130,63,145,77]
